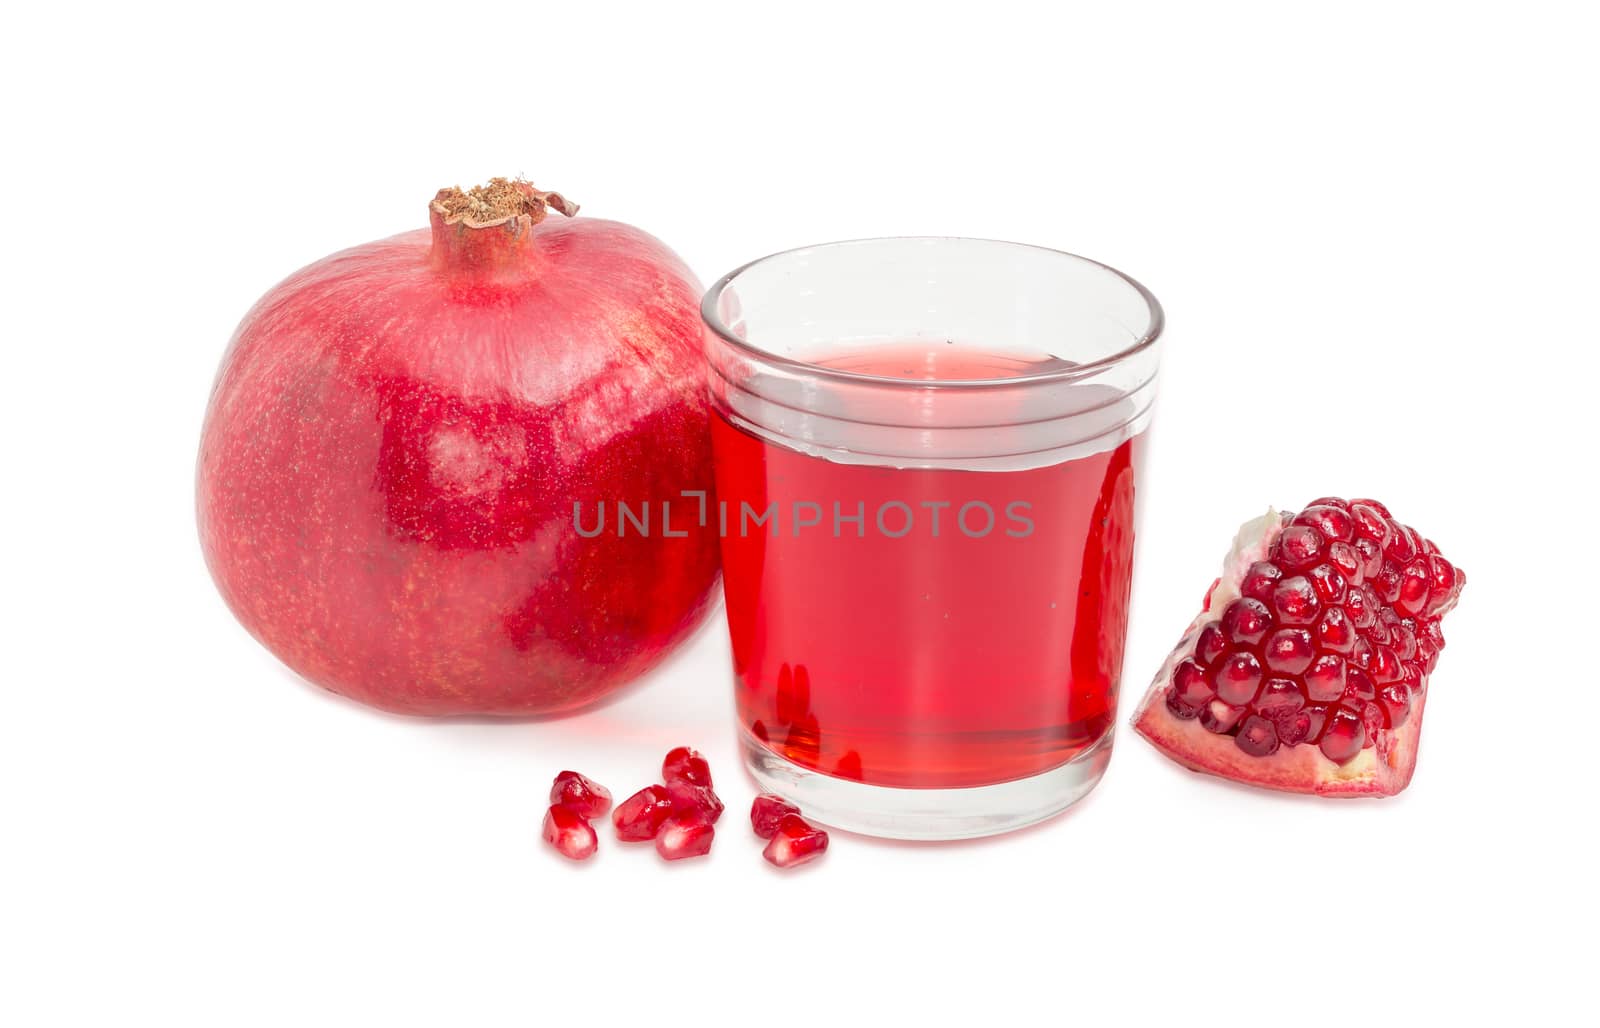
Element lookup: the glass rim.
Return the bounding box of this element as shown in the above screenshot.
[700,235,1165,391]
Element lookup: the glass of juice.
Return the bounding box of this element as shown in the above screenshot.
[700,238,1163,839]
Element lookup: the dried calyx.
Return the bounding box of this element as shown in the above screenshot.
[430,177,578,229]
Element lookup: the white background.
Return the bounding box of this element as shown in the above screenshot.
[3,2,1595,1024]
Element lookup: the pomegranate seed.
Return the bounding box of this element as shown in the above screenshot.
[1315,606,1356,654]
[1197,624,1228,666]
[1199,698,1247,734]
[1303,653,1347,702]
[1276,525,1325,570]
[1221,598,1272,646]
[762,813,829,869]
[1165,688,1200,719]
[1301,703,1330,744]
[1264,628,1315,675]
[667,782,724,824]
[612,785,675,842]
[1234,715,1280,757]
[1294,505,1355,543]
[1391,620,1418,661]
[1427,555,1458,610]
[1256,678,1306,715]
[1353,536,1385,579]
[1371,645,1404,685]
[543,804,598,861]
[1350,636,1375,670]
[655,813,715,861]
[1271,575,1321,625]
[1344,585,1377,628]
[662,746,713,788]
[1358,701,1385,746]
[1384,523,1419,563]
[1319,707,1366,763]
[1171,658,1215,708]
[1240,561,1283,603]
[1327,541,1363,583]
[1212,650,1264,706]
[1349,502,1391,543]
[1372,560,1403,604]
[1378,683,1412,728]
[1308,563,1348,604]
[1305,497,1351,511]
[1342,666,1377,705]
[751,794,801,838]
[1351,497,1392,518]
[1270,705,1311,747]
[1397,561,1431,617]
[549,771,613,820]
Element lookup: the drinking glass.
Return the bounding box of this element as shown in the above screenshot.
[701,238,1163,839]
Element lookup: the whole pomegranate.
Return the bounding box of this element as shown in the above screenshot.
[197,179,719,716]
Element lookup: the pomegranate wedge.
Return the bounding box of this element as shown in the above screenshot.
[1132,498,1463,797]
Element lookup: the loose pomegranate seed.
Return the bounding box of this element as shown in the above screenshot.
[1212,650,1264,706]
[1319,706,1366,763]
[1221,598,1272,646]
[655,813,715,861]
[751,794,801,838]
[762,813,829,869]
[1240,561,1283,603]
[662,746,713,788]
[1276,525,1326,570]
[1171,658,1215,708]
[666,781,725,824]
[1272,575,1321,625]
[613,785,675,842]
[549,770,613,820]
[1234,715,1280,757]
[1263,628,1315,675]
[1197,624,1228,666]
[543,804,598,861]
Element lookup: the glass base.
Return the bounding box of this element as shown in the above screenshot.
[739,727,1114,841]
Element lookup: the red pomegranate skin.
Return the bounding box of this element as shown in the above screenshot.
[197,195,720,715]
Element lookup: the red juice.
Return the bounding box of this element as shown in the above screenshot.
[712,343,1144,789]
